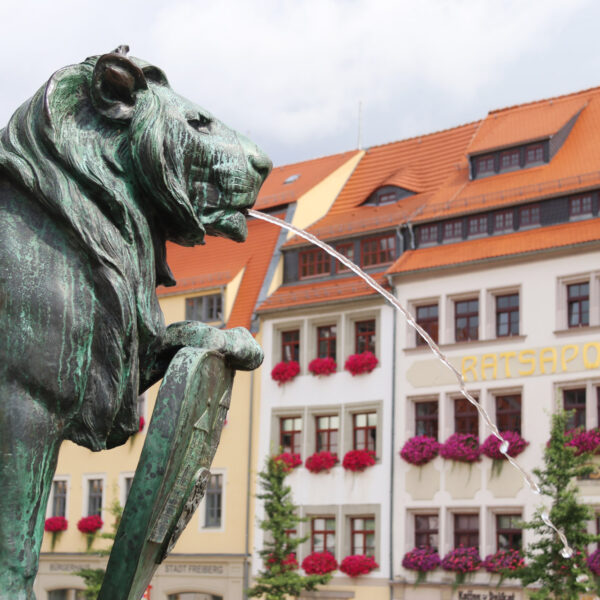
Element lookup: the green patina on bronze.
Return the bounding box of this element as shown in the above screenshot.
[0,46,271,599]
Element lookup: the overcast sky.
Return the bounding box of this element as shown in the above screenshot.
[1,0,599,166]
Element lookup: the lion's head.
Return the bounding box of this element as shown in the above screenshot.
[0,46,271,268]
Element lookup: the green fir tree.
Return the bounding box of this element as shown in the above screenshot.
[517,410,600,599]
[248,456,332,600]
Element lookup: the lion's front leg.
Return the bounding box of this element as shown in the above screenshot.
[140,321,263,392]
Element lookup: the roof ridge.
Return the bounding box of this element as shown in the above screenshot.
[272,148,360,169]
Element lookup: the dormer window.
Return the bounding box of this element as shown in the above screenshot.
[419,224,438,246]
[525,144,544,164]
[476,155,495,175]
[468,215,487,237]
[500,149,520,170]
[284,174,300,184]
[471,140,548,179]
[493,210,514,233]
[443,220,462,241]
[363,185,414,206]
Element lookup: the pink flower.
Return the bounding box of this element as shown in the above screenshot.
[440,433,481,463]
[77,515,103,534]
[266,552,299,572]
[400,436,440,466]
[138,415,145,432]
[342,449,376,472]
[271,361,300,384]
[402,547,441,572]
[339,554,378,577]
[305,451,339,473]
[565,428,600,455]
[482,549,524,573]
[344,352,378,376]
[308,357,337,376]
[45,516,68,532]
[273,452,302,472]
[441,546,481,573]
[301,551,338,574]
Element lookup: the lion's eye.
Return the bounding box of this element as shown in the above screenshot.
[187,115,212,134]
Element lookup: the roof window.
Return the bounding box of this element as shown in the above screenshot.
[362,185,414,206]
[284,174,300,184]
[471,141,548,179]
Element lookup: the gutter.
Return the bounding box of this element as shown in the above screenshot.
[388,288,397,600]
[243,370,255,598]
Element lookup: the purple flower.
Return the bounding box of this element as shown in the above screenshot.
[481,431,529,460]
[400,436,440,466]
[402,547,441,572]
[439,433,481,463]
[441,546,481,573]
[482,549,524,573]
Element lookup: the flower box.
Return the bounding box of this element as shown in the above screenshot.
[308,357,337,376]
[342,449,376,472]
[400,435,440,466]
[305,451,338,473]
[440,433,481,463]
[77,515,103,534]
[339,554,378,577]
[481,431,528,460]
[441,546,481,585]
[301,551,338,575]
[565,427,600,455]
[45,516,68,533]
[273,452,302,472]
[402,547,441,583]
[271,361,300,385]
[482,548,524,576]
[344,352,378,376]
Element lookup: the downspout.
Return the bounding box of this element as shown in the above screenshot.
[243,369,255,599]
[406,221,415,250]
[387,275,398,600]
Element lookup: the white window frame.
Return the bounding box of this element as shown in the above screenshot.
[119,472,136,508]
[344,309,380,360]
[273,320,305,367]
[446,291,482,344]
[408,297,441,348]
[198,469,226,531]
[82,474,106,525]
[556,272,599,330]
[486,285,521,339]
[46,475,70,519]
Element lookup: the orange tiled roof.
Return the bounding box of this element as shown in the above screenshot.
[387,219,600,275]
[256,271,389,313]
[157,215,282,329]
[255,150,361,211]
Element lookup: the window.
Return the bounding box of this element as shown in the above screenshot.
[525,143,543,164]
[415,514,439,550]
[500,149,520,170]
[419,224,438,245]
[336,243,355,273]
[204,473,223,528]
[568,282,589,327]
[185,293,223,322]
[455,397,478,436]
[353,412,377,452]
[284,174,300,184]
[497,514,522,550]
[281,329,300,362]
[51,480,67,517]
[49,591,86,600]
[476,154,495,175]
[519,204,540,227]
[468,215,487,237]
[361,234,395,267]
[317,325,337,360]
[415,401,438,440]
[311,517,336,553]
[124,476,134,501]
[355,319,376,354]
[564,388,586,430]
[455,299,479,342]
[316,415,339,453]
[351,517,375,555]
[416,304,438,345]
[570,194,592,218]
[87,479,103,517]
[494,210,513,233]
[280,417,302,454]
[496,394,522,434]
[443,220,462,241]
[454,513,479,548]
[496,293,519,337]
[299,248,330,279]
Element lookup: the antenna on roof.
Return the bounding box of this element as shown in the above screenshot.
[357,100,363,150]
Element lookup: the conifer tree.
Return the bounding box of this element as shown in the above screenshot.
[248,456,332,599]
[517,410,600,599]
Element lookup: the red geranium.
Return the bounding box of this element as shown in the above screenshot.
[271,361,300,384]
[138,415,145,432]
[342,449,376,472]
[266,552,299,572]
[344,352,378,376]
[45,516,68,532]
[77,515,103,534]
[301,551,338,575]
[339,554,378,577]
[273,452,302,472]
[305,451,338,473]
[308,357,337,376]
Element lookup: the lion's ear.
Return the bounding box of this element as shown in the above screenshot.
[91,53,148,122]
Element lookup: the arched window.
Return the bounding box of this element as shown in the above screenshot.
[168,594,223,600]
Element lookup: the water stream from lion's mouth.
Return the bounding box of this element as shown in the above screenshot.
[248,207,573,559]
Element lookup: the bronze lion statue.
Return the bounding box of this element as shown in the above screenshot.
[0,46,271,598]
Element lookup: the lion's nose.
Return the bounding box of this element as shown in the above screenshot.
[249,150,272,183]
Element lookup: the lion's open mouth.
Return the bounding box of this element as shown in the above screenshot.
[203,207,250,242]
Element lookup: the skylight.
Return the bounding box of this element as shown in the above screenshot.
[284,174,300,184]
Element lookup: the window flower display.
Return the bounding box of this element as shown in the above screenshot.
[308,357,337,376]
[400,435,440,466]
[481,431,529,460]
[440,433,481,463]
[401,546,441,584]
[344,352,378,376]
[339,554,378,577]
[301,551,338,575]
[305,451,338,473]
[266,552,299,572]
[587,548,600,575]
[342,449,376,472]
[441,546,481,585]
[44,516,68,551]
[565,428,600,455]
[273,452,302,472]
[77,514,103,550]
[271,361,300,384]
[482,548,524,582]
